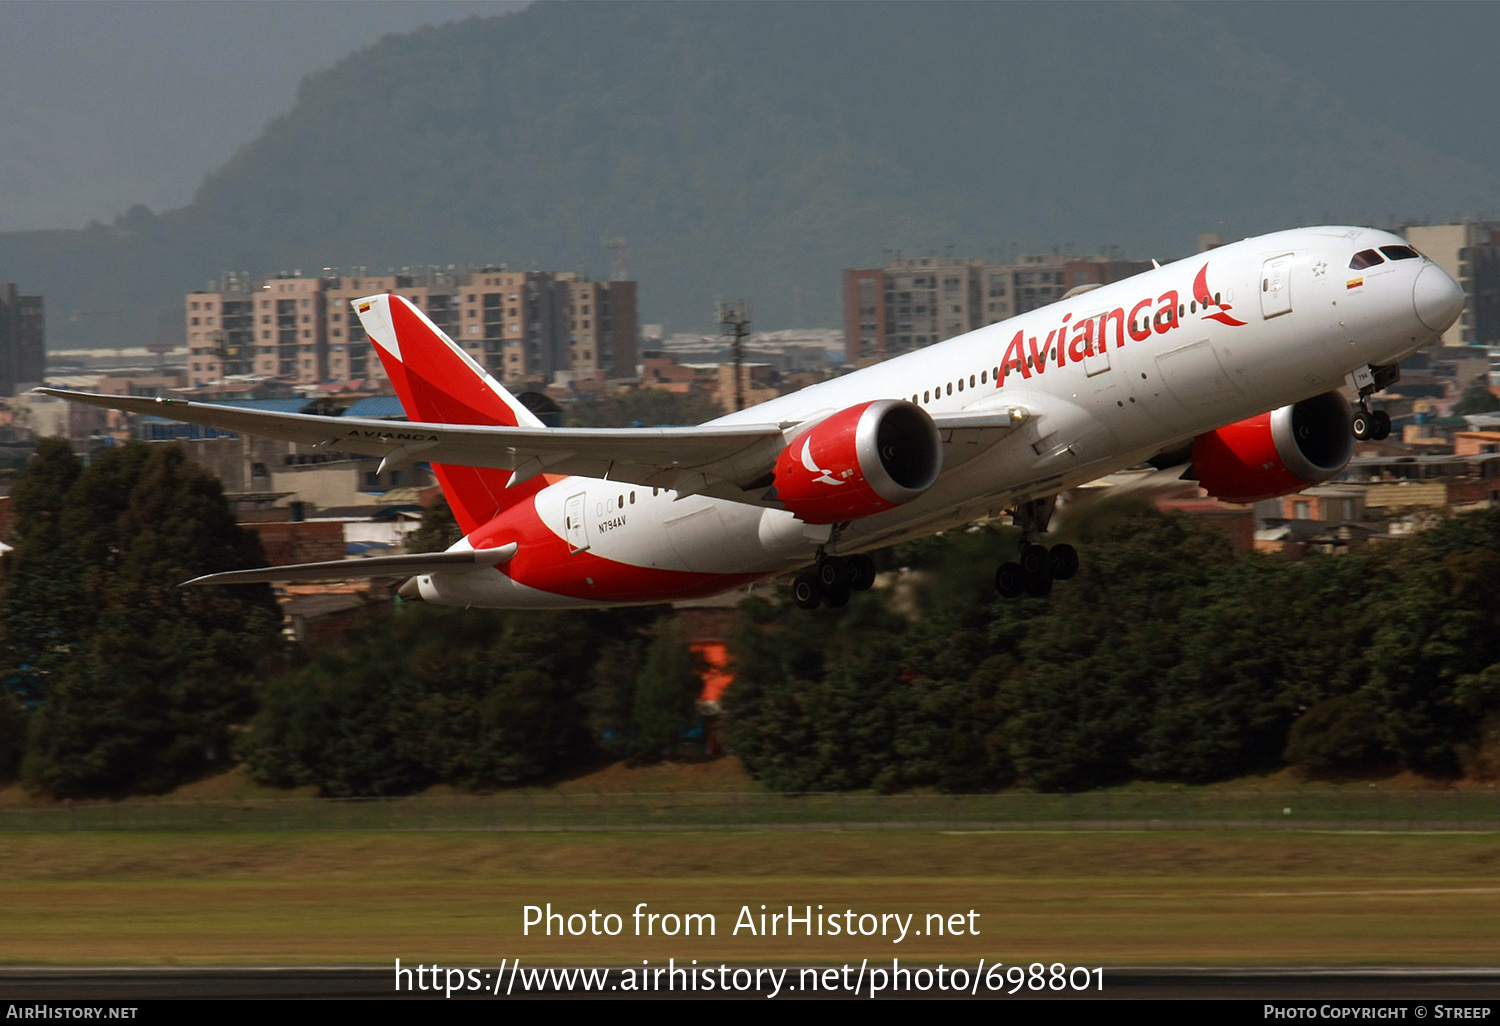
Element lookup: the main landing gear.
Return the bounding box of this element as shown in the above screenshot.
[994,542,1077,598]
[791,553,877,610]
[1349,363,1398,441]
[994,497,1078,599]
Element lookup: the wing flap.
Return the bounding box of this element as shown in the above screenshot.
[930,406,1030,469]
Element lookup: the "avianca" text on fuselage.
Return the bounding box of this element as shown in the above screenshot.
[996,262,1245,383]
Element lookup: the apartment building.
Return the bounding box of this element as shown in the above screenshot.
[1404,223,1500,350]
[186,272,325,385]
[844,253,1150,364]
[187,268,638,390]
[0,283,45,397]
[562,278,638,382]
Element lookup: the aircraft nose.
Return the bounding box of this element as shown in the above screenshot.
[1413,263,1465,333]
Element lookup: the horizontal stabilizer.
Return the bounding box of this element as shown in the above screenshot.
[183,543,518,586]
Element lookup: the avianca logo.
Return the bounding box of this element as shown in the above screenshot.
[800,438,845,486]
[1193,264,1246,326]
[997,262,1242,385]
[344,428,441,442]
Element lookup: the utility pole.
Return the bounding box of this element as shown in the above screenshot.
[717,300,750,412]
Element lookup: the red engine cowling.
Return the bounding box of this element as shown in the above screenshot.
[771,399,942,523]
[1192,391,1354,503]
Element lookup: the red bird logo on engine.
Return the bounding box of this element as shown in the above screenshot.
[799,438,846,486]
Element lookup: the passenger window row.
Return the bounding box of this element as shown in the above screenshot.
[911,371,989,405]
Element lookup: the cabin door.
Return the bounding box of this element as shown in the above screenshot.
[564,492,589,553]
[1260,254,1293,319]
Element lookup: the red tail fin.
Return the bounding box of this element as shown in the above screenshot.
[352,294,546,534]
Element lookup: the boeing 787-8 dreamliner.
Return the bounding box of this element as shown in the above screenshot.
[41,226,1464,609]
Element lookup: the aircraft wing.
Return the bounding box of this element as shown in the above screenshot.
[32,389,791,497]
[34,389,1030,503]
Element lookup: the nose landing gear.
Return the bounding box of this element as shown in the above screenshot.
[1348,363,1398,441]
[1351,405,1391,441]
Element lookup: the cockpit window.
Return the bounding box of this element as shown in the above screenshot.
[1349,249,1385,270]
[1379,245,1419,261]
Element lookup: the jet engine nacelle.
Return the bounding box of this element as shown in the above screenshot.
[1192,391,1355,503]
[771,399,942,524]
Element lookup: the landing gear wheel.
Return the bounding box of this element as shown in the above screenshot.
[817,559,850,590]
[792,574,822,610]
[1019,544,1049,577]
[823,582,851,609]
[1372,409,1391,441]
[1351,408,1373,441]
[847,554,877,591]
[1023,566,1054,598]
[1048,543,1079,581]
[995,562,1025,599]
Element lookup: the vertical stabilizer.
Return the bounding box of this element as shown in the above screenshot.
[353,294,547,533]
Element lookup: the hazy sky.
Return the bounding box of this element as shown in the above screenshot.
[0,0,526,231]
[2,1,1498,234]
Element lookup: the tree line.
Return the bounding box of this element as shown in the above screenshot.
[238,605,700,797]
[727,501,1500,790]
[0,440,703,796]
[0,439,281,796]
[1,439,1498,797]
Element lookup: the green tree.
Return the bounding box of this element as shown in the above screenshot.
[629,618,702,759]
[240,604,661,794]
[12,442,283,797]
[0,692,25,782]
[1453,385,1500,416]
[583,638,650,757]
[1360,535,1500,775]
[998,502,1235,790]
[1135,556,1301,782]
[0,439,85,704]
[406,494,461,553]
[723,501,1500,793]
[1284,695,1395,776]
[725,589,992,792]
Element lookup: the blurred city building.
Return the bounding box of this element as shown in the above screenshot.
[0,283,45,397]
[1404,223,1500,350]
[185,268,637,391]
[843,252,1152,365]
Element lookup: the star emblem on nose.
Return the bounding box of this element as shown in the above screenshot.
[1312,261,1327,277]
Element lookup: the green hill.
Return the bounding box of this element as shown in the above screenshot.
[4,2,1499,350]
